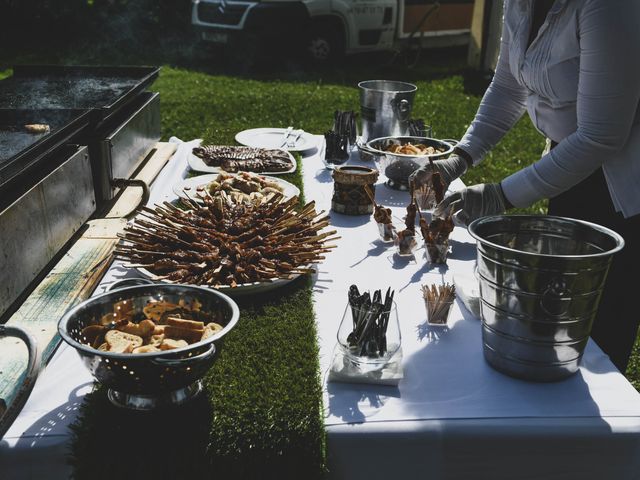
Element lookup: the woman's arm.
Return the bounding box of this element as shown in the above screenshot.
[456,3,529,164]
[501,0,640,208]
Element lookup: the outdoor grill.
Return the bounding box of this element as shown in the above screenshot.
[0,64,161,319]
[0,65,161,207]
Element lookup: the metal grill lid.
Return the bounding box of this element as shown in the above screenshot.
[0,65,160,116]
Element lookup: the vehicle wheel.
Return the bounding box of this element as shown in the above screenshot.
[305,22,344,63]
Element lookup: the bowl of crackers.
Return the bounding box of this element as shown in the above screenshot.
[58,283,240,410]
[365,136,454,190]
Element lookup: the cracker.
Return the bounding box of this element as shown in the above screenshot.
[164,325,204,344]
[105,330,143,353]
[201,322,224,340]
[159,338,188,350]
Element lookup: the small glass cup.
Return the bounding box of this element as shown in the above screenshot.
[337,300,401,371]
[414,184,437,211]
[377,222,397,243]
[424,296,455,327]
[424,239,450,265]
[395,231,418,256]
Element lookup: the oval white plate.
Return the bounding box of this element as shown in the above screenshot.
[172,173,301,204]
[133,267,301,297]
[235,127,317,152]
[188,146,297,175]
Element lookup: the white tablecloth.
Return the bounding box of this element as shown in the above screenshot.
[304,142,640,479]
[2,137,640,479]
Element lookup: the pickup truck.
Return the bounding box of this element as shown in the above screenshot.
[192,0,475,61]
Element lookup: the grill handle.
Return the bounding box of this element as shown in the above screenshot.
[111,178,150,216]
[0,325,41,439]
[151,343,217,367]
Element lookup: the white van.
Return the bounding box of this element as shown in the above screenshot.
[192,0,475,61]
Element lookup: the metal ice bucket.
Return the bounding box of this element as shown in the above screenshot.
[468,215,624,382]
[358,80,417,142]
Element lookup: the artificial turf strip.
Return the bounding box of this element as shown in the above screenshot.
[68,155,326,479]
[69,278,325,479]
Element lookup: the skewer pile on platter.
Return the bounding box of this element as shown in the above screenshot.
[115,192,338,288]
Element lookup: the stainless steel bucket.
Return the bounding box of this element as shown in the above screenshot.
[468,215,624,381]
[358,80,417,142]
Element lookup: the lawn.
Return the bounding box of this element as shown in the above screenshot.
[2,42,638,392]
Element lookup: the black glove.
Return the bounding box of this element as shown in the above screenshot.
[408,154,469,190]
[434,183,507,226]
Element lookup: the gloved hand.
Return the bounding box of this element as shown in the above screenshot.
[408,154,469,190]
[434,183,507,226]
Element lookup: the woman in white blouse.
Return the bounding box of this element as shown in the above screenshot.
[411,0,640,372]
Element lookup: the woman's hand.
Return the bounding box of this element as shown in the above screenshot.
[408,154,469,190]
[434,183,508,226]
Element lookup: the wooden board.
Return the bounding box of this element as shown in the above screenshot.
[0,232,117,407]
[0,142,176,411]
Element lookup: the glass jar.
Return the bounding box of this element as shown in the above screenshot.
[424,239,450,264]
[395,230,418,256]
[424,296,455,327]
[377,222,397,243]
[337,300,401,370]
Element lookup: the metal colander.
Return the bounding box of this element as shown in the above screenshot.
[58,283,239,409]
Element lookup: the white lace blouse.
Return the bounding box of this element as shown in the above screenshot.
[456,0,640,218]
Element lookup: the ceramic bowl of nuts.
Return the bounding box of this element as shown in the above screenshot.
[57,282,239,410]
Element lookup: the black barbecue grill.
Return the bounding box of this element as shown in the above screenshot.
[0,64,162,322]
[0,65,161,207]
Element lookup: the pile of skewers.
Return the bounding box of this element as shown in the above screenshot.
[422,283,456,325]
[413,157,446,210]
[115,192,338,288]
[345,285,395,358]
[364,184,395,242]
[412,165,455,263]
[395,192,419,255]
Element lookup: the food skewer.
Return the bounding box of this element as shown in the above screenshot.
[115,194,335,287]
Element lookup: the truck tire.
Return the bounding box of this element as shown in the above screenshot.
[305,19,345,63]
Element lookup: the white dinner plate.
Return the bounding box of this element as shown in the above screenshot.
[188,146,297,175]
[235,127,317,152]
[172,173,301,203]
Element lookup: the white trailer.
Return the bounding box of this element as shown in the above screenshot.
[192,0,475,61]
